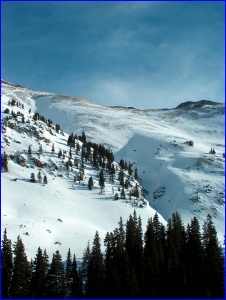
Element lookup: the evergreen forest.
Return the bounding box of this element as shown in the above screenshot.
[1,212,224,298]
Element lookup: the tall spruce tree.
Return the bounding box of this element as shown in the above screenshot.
[124,211,143,293]
[88,176,94,190]
[51,143,55,154]
[11,236,32,298]
[185,217,204,297]
[134,167,138,180]
[77,268,84,298]
[2,152,9,172]
[82,242,90,278]
[43,175,48,184]
[134,214,143,293]
[104,226,129,297]
[65,248,73,297]
[104,232,120,297]
[86,231,104,297]
[202,214,224,297]
[69,147,72,159]
[166,212,187,297]
[99,169,105,192]
[28,145,32,156]
[81,131,86,144]
[143,217,159,297]
[71,254,81,297]
[1,228,13,298]
[46,250,65,298]
[118,217,125,246]
[30,247,49,297]
[124,265,139,297]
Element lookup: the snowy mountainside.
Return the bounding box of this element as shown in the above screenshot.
[1,81,166,260]
[1,80,225,255]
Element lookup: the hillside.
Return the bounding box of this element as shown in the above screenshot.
[1,80,224,260]
[1,81,166,260]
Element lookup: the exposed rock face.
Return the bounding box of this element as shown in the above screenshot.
[176,100,222,109]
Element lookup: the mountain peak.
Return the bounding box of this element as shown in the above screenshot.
[176,100,223,109]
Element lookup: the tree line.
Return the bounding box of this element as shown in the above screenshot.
[1,212,224,298]
[67,131,114,171]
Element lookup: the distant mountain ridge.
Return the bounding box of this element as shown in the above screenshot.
[176,100,223,109]
[2,79,222,110]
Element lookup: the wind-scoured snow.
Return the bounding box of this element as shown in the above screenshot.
[1,80,225,260]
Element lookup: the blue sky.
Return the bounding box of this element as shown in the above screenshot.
[2,1,225,109]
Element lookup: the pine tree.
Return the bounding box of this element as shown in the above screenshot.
[99,169,105,193]
[128,163,133,176]
[143,217,157,297]
[134,167,138,180]
[86,144,92,162]
[104,232,120,297]
[58,150,62,158]
[55,124,60,133]
[11,236,32,298]
[133,183,139,198]
[153,213,166,264]
[114,193,119,200]
[88,176,94,190]
[124,265,139,297]
[2,151,9,172]
[113,227,130,297]
[166,212,186,297]
[202,214,224,297]
[86,231,104,297]
[1,228,13,298]
[39,144,43,155]
[82,242,90,278]
[71,254,81,297]
[67,133,75,147]
[43,175,48,184]
[64,249,80,297]
[184,217,204,297]
[76,142,80,154]
[30,172,36,183]
[1,151,9,172]
[125,214,135,262]
[110,164,115,180]
[121,187,125,199]
[69,147,72,159]
[81,131,86,145]
[65,248,73,297]
[118,170,124,186]
[37,171,41,181]
[119,159,125,169]
[118,217,125,246]
[30,247,49,297]
[77,268,84,297]
[33,112,39,121]
[28,145,32,156]
[46,250,65,297]
[124,211,143,293]
[136,214,143,288]
[153,213,167,295]
[51,143,55,154]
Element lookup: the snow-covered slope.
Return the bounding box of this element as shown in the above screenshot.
[1,80,225,260]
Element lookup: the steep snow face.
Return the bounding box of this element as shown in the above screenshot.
[1,81,165,260]
[1,80,225,259]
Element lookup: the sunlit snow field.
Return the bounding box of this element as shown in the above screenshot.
[1,80,224,260]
